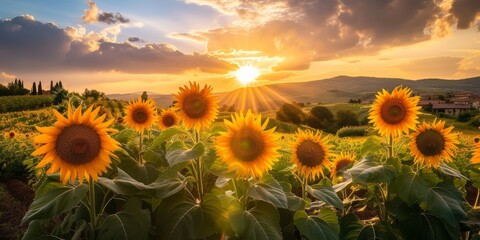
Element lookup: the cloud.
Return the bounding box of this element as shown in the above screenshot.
[127,37,143,42]
[0,15,237,75]
[82,0,130,25]
[186,0,480,72]
[450,0,480,29]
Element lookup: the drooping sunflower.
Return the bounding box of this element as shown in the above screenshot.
[158,108,179,130]
[32,104,120,184]
[216,110,280,178]
[472,142,480,164]
[291,129,332,181]
[124,97,157,132]
[369,86,421,137]
[174,82,219,130]
[409,120,458,168]
[330,153,355,178]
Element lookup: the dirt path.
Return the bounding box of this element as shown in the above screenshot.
[0,179,34,240]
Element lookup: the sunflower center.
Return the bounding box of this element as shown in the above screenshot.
[133,109,148,123]
[335,159,352,172]
[416,129,445,156]
[56,124,101,165]
[231,128,265,162]
[9,132,15,138]
[183,94,207,119]
[296,140,324,167]
[162,114,176,127]
[380,101,406,124]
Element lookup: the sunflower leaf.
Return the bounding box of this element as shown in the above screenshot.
[307,180,344,209]
[229,201,282,240]
[97,198,150,240]
[248,174,288,209]
[22,184,88,224]
[347,156,395,183]
[294,210,338,240]
[166,142,205,167]
[151,127,184,148]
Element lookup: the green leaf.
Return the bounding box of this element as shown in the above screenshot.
[347,156,395,183]
[151,127,184,148]
[248,175,288,209]
[332,176,352,192]
[438,163,469,180]
[286,192,306,211]
[360,136,385,157]
[357,222,401,240]
[339,214,363,240]
[294,210,338,240]
[470,169,480,189]
[22,184,88,223]
[166,142,205,167]
[307,180,343,209]
[97,198,150,240]
[98,168,184,199]
[421,182,467,224]
[229,201,282,240]
[156,193,222,239]
[114,128,136,143]
[398,213,459,240]
[22,220,59,240]
[389,172,434,205]
[319,208,339,235]
[117,158,160,184]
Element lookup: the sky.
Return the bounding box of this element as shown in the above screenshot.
[0,0,479,94]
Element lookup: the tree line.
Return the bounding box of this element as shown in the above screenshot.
[0,79,64,96]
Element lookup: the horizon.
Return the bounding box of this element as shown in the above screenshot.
[1,0,479,94]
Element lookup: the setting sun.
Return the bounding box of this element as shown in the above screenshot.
[235,66,260,85]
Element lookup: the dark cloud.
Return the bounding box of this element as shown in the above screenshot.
[0,16,237,75]
[97,12,130,24]
[192,0,478,71]
[450,0,480,29]
[127,37,142,42]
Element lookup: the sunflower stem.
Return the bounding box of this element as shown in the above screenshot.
[138,130,144,165]
[88,177,97,226]
[474,189,480,209]
[388,135,393,158]
[301,175,308,200]
[193,129,204,202]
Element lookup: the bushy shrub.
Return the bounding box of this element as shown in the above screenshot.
[337,125,369,137]
[458,111,472,122]
[336,109,359,128]
[305,106,334,130]
[471,115,480,127]
[276,102,306,124]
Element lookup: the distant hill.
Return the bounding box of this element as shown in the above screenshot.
[107,76,480,111]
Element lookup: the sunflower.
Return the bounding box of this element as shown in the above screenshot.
[330,153,355,178]
[472,142,480,164]
[8,131,16,138]
[216,110,279,178]
[32,104,120,184]
[158,108,179,130]
[291,129,332,181]
[124,97,157,132]
[175,82,219,130]
[369,86,421,137]
[409,120,458,168]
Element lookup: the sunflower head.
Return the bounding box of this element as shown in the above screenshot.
[158,108,179,130]
[369,86,420,137]
[291,129,332,181]
[472,142,480,165]
[124,97,157,132]
[330,153,355,178]
[409,119,458,168]
[8,131,15,138]
[174,82,219,130]
[32,104,120,184]
[216,110,280,178]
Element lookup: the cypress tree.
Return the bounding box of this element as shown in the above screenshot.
[50,80,53,92]
[32,82,37,95]
[38,81,43,95]
[59,81,63,89]
[14,79,18,86]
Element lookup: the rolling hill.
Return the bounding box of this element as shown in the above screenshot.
[108,75,480,111]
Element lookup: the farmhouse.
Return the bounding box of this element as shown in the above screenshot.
[431,104,471,116]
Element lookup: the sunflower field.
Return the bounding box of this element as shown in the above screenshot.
[18,83,480,240]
